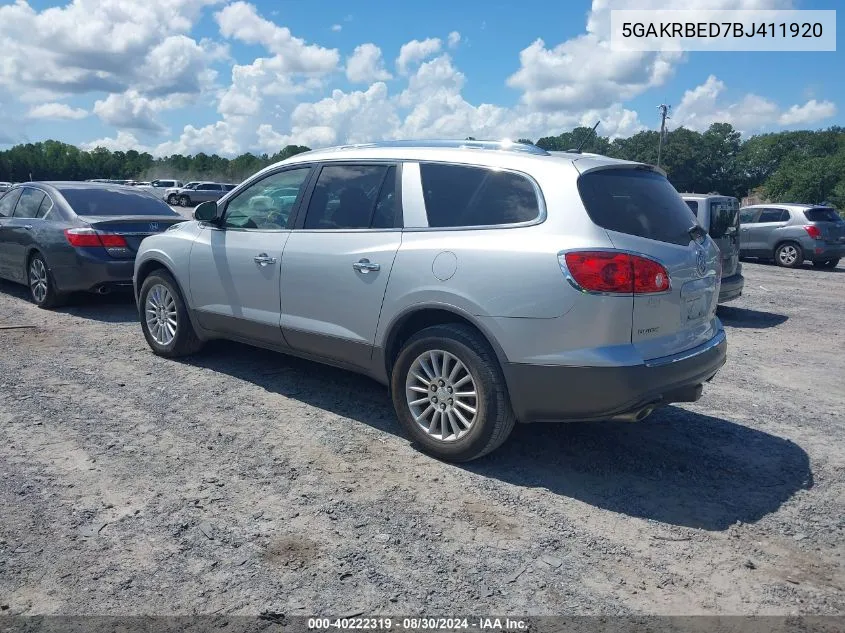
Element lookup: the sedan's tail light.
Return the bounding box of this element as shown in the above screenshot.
[64,228,128,248]
[803,225,822,240]
[560,251,671,294]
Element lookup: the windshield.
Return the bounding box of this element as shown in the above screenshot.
[709,198,739,239]
[804,207,843,222]
[59,187,180,217]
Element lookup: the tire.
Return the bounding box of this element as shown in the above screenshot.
[390,323,516,462]
[179,195,191,207]
[138,270,203,357]
[27,252,64,309]
[774,242,803,268]
[167,194,178,205]
[813,259,840,269]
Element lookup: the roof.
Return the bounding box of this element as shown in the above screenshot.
[679,193,736,200]
[741,202,827,209]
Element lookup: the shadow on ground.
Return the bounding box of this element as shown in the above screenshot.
[184,340,813,532]
[0,280,137,323]
[717,305,789,329]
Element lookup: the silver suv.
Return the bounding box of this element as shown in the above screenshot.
[134,140,727,461]
[739,203,845,268]
[681,194,744,302]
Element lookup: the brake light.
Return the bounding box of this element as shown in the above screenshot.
[561,251,670,294]
[804,225,822,240]
[64,228,128,248]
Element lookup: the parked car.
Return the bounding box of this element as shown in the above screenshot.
[134,139,726,461]
[174,182,228,207]
[0,182,185,308]
[0,182,11,192]
[738,203,845,268]
[165,182,199,205]
[681,194,744,302]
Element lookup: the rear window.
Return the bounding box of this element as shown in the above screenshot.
[420,163,540,228]
[59,188,179,217]
[709,198,739,238]
[577,169,697,246]
[685,200,699,213]
[804,207,842,222]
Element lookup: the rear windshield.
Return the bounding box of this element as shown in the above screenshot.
[577,169,697,246]
[804,207,842,222]
[709,198,739,238]
[685,200,698,213]
[59,188,179,217]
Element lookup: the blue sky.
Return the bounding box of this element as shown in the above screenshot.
[0,0,841,156]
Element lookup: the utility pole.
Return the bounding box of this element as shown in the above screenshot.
[656,103,671,169]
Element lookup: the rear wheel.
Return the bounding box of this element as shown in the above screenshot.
[28,252,64,309]
[390,323,516,462]
[775,242,803,268]
[139,270,203,357]
[813,259,840,269]
[179,195,191,207]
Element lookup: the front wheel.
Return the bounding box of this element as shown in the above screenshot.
[139,270,203,357]
[167,194,178,205]
[813,258,840,269]
[179,195,191,207]
[390,323,516,462]
[28,252,64,309]
[775,242,803,268]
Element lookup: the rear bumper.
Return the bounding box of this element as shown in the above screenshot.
[811,243,845,260]
[718,272,744,303]
[503,330,727,423]
[51,250,135,293]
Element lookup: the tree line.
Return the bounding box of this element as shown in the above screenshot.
[1,123,844,207]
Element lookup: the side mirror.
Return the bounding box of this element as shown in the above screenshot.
[194,201,219,223]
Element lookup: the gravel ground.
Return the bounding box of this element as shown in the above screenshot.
[0,258,842,617]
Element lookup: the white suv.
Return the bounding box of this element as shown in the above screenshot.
[134,140,727,461]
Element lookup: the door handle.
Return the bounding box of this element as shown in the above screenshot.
[352,258,380,273]
[253,253,277,266]
[23,224,33,230]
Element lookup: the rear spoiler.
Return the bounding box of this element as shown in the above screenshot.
[569,155,667,178]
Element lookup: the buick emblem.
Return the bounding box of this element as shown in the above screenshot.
[149,222,160,232]
[695,247,707,277]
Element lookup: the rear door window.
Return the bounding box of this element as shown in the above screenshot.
[577,168,697,246]
[709,198,739,238]
[13,188,47,218]
[0,188,22,217]
[804,207,842,222]
[757,208,788,223]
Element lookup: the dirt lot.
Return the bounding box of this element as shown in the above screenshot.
[0,259,843,616]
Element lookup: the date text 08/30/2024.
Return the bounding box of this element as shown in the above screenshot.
[307,618,529,630]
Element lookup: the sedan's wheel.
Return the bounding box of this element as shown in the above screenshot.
[179,195,190,207]
[775,242,803,268]
[813,258,840,269]
[139,270,203,357]
[167,194,178,205]
[28,252,64,309]
[391,323,516,462]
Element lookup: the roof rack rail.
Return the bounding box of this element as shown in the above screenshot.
[330,139,550,156]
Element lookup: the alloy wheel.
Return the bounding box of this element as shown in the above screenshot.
[405,349,478,442]
[778,245,799,266]
[29,258,48,304]
[145,284,178,346]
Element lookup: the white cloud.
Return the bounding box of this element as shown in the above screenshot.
[447,31,461,49]
[80,131,148,153]
[93,90,191,132]
[27,102,88,120]
[396,38,442,75]
[674,75,836,133]
[215,1,339,73]
[346,44,392,84]
[779,100,837,126]
[331,24,342,32]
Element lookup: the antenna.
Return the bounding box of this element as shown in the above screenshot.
[657,103,671,168]
[567,120,601,153]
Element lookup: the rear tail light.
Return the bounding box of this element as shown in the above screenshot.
[804,225,822,240]
[560,251,671,294]
[64,228,128,248]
